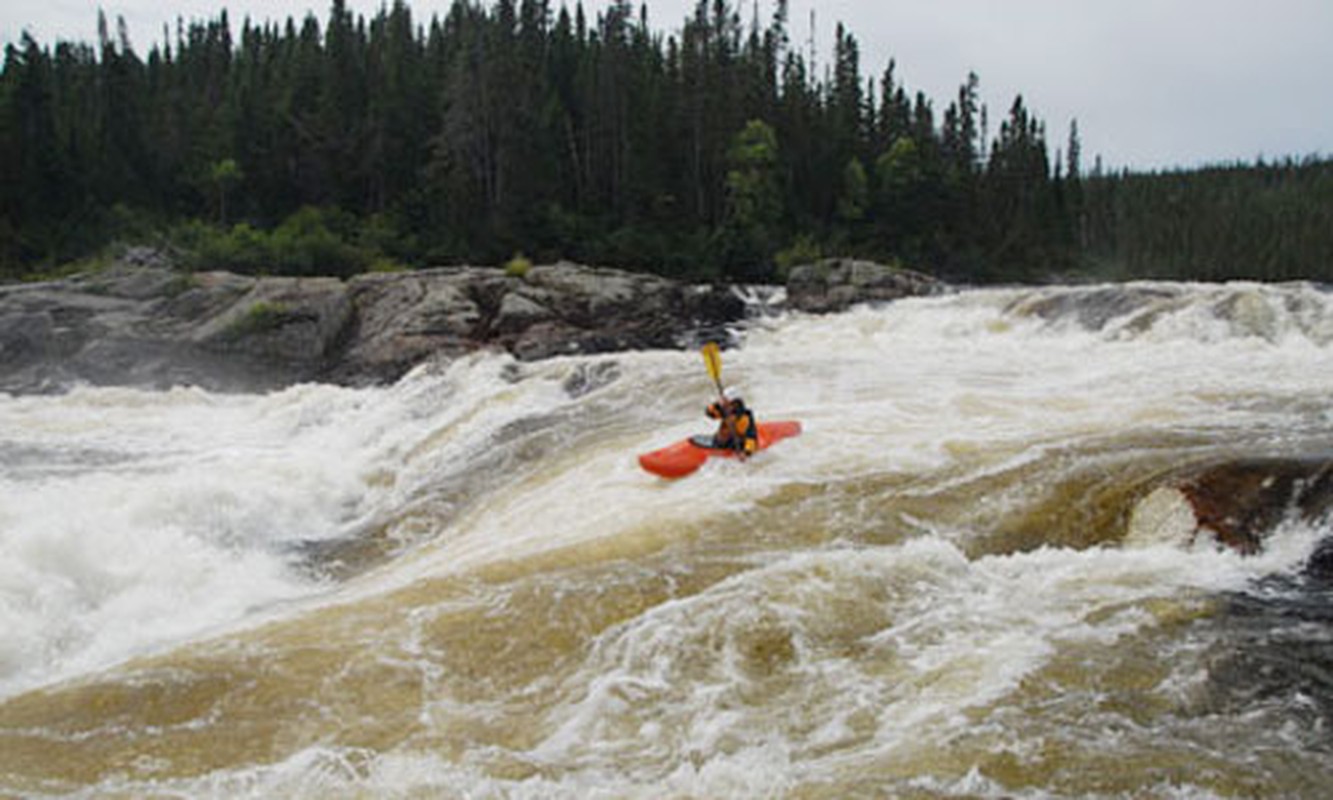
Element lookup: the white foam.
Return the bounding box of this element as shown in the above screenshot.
[4,282,1333,793]
[0,378,451,696]
[139,523,1329,798]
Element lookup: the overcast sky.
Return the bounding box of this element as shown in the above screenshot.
[4,0,1330,171]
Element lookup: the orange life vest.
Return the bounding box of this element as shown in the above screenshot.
[706,399,758,454]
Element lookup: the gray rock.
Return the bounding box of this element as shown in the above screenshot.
[0,253,748,393]
[194,276,352,364]
[333,269,489,384]
[0,261,354,392]
[786,258,943,313]
[493,292,556,335]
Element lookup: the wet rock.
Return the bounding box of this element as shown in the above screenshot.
[561,360,622,398]
[785,258,943,313]
[1128,458,1333,556]
[1308,539,1333,581]
[1216,291,1281,342]
[1177,460,1333,554]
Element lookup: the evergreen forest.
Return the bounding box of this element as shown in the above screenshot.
[2,0,1330,284]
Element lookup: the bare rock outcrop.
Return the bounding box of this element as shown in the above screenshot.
[0,258,744,393]
[333,262,743,383]
[785,258,943,313]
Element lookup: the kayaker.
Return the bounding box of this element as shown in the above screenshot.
[706,388,758,458]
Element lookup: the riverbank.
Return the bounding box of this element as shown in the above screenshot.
[0,252,941,394]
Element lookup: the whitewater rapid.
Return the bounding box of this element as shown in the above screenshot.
[2,281,1332,797]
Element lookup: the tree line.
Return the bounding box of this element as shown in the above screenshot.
[1081,158,1333,282]
[2,0,1328,283]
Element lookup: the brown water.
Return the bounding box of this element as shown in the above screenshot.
[2,282,1332,797]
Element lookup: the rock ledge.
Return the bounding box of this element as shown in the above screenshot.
[0,260,744,393]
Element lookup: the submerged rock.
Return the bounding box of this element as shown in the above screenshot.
[0,257,745,393]
[1006,282,1333,346]
[1008,284,1182,332]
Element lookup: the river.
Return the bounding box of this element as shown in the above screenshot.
[2,281,1331,797]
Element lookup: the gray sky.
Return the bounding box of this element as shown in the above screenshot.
[4,0,1331,171]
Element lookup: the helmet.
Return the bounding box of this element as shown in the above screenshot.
[723,386,743,404]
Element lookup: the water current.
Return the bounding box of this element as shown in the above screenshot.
[2,281,1332,797]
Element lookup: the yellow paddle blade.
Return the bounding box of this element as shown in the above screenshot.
[701,342,723,386]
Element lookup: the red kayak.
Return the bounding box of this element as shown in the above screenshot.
[638,420,803,479]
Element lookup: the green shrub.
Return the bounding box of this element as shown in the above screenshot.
[173,220,271,273]
[270,207,370,277]
[224,300,293,339]
[774,235,823,281]
[163,272,202,297]
[368,257,409,273]
[217,224,273,273]
[357,212,419,264]
[172,208,376,277]
[504,252,533,279]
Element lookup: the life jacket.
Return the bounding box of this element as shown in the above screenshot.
[706,399,758,454]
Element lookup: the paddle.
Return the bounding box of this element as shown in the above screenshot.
[701,342,744,456]
[701,341,725,398]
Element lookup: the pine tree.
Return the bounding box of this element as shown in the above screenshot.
[720,117,782,278]
[984,95,1055,278]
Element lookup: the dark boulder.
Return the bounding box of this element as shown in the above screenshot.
[1308,539,1333,581]
[1173,459,1333,554]
[1128,458,1333,564]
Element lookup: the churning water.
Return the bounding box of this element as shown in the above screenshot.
[2,282,1332,797]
